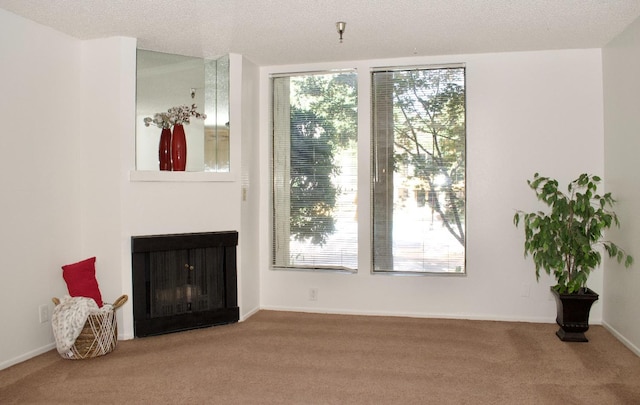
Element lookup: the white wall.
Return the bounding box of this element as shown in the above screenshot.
[78,36,137,339]
[0,8,82,368]
[0,12,141,367]
[602,16,640,355]
[258,49,606,323]
[239,55,261,319]
[119,56,247,337]
[0,9,259,368]
[83,47,254,338]
[76,47,254,339]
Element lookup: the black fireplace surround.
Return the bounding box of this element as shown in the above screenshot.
[131,231,239,337]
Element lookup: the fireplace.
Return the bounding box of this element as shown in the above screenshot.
[131,231,239,337]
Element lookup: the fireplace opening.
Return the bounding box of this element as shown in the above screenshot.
[131,231,239,337]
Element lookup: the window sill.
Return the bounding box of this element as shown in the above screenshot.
[129,170,238,182]
[371,270,466,277]
[271,266,357,274]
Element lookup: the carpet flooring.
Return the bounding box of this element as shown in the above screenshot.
[1,310,640,404]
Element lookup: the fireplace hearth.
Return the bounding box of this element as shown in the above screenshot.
[131,231,239,337]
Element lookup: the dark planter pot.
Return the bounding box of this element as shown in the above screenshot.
[551,287,599,342]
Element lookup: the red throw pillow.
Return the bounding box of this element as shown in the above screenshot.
[62,257,103,307]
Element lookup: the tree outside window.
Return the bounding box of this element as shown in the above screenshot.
[272,72,358,270]
[271,65,464,274]
[372,66,466,273]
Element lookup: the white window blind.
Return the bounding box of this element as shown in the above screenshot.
[371,65,466,273]
[272,71,358,271]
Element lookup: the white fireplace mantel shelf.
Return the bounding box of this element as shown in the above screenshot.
[129,170,238,183]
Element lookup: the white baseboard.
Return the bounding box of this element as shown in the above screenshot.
[602,321,640,357]
[0,343,56,371]
[258,305,555,324]
[240,306,260,321]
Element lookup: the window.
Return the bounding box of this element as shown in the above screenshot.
[371,65,466,273]
[272,71,358,271]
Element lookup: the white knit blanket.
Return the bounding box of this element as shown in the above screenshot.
[51,296,112,356]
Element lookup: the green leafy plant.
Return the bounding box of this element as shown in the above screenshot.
[513,173,633,294]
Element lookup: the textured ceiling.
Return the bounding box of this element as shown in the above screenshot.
[1,0,640,66]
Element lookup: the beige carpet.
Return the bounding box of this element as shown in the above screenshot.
[1,310,640,404]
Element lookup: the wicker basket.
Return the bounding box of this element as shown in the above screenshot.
[52,295,128,360]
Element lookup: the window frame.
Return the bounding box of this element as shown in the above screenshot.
[266,63,467,276]
[270,69,359,273]
[370,63,467,276]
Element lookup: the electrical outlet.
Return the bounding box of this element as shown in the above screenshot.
[309,288,318,301]
[38,304,49,323]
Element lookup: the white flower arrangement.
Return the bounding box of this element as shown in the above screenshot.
[143,104,207,129]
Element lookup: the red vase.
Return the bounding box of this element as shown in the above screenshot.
[158,127,172,171]
[171,124,187,171]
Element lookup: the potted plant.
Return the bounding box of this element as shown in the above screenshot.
[513,173,633,342]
